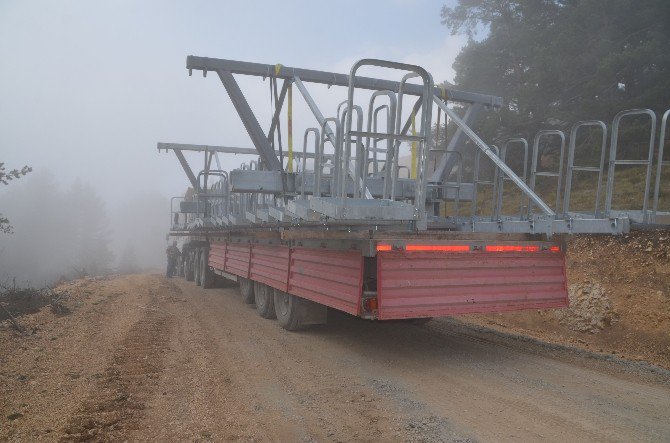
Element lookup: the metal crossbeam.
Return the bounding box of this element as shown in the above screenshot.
[187,56,503,108]
[157,142,330,159]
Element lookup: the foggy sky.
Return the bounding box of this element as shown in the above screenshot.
[0,0,464,210]
[0,1,468,276]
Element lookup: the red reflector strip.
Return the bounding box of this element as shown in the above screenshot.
[376,244,392,251]
[485,245,540,252]
[405,245,470,252]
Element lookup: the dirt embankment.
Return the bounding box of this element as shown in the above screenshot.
[465,231,670,369]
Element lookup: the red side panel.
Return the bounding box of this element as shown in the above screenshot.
[208,241,227,271]
[377,251,568,320]
[287,248,363,315]
[224,243,251,278]
[250,245,290,292]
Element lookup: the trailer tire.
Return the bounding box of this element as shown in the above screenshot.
[194,250,202,286]
[178,257,186,278]
[273,289,302,331]
[254,282,276,319]
[408,317,433,325]
[185,252,195,282]
[239,277,255,304]
[201,251,214,289]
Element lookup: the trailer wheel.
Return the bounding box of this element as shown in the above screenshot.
[239,277,255,304]
[254,282,276,319]
[178,257,186,278]
[194,250,202,286]
[200,251,214,289]
[185,252,195,281]
[273,289,302,331]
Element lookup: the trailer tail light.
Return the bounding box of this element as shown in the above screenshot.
[405,245,470,252]
[550,245,561,252]
[363,297,378,312]
[485,245,541,252]
[376,244,392,251]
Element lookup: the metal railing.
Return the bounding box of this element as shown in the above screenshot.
[162,56,669,235]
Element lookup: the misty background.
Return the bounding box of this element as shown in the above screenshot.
[0,0,465,284]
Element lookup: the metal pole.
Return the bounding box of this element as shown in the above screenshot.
[434,96,555,216]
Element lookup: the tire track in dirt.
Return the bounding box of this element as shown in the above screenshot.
[60,296,173,441]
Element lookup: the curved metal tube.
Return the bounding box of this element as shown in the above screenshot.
[372,104,390,175]
[346,59,433,225]
[605,109,657,220]
[366,91,397,197]
[564,121,607,217]
[472,145,499,220]
[339,104,364,197]
[302,128,320,198]
[530,130,566,217]
[497,138,529,218]
[316,118,342,197]
[652,109,670,220]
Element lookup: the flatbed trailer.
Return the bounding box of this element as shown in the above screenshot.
[160,56,668,330]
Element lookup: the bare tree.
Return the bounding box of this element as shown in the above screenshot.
[0,162,32,234]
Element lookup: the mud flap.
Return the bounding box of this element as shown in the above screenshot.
[297,297,327,326]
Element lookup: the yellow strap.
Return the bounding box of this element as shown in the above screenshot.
[410,109,417,179]
[274,63,282,76]
[439,85,448,100]
[287,83,293,172]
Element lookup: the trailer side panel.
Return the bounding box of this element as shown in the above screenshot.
[208,241,227,270]
[377,251,568,319]
[250,244,290,292]
[288,248,363,315]
[224,243,251,278]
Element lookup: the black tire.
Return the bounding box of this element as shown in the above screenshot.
[254,281,276,319]
[201,250,214,289]
[239,277,255,304]
[408,317,433,325]
[194,250,202,286]
[185,252,195,281]
[273,289,302,331]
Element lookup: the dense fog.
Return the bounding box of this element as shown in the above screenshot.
[0,171,168,286]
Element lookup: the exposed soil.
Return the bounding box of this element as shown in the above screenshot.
[464,231,670,370]
[2,272,669,442]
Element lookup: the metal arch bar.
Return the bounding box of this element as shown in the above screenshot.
[652,109,670,220]
[605,108,657,219]
[345,60,434,225]
[187,55,503,108]
[366,91,397,196]
[293,75,373,199]
[564,120,607,217]
[497,138,529,218]
[372,104,390,175]
[316,117,342,198]
[302,128,320,198]
[434,97,555,216]
[472,145,499,220]
[530,130,566,216]
[215,70,283,171]
[339,104,365,197]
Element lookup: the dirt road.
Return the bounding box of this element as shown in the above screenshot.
[2,274,669,442]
